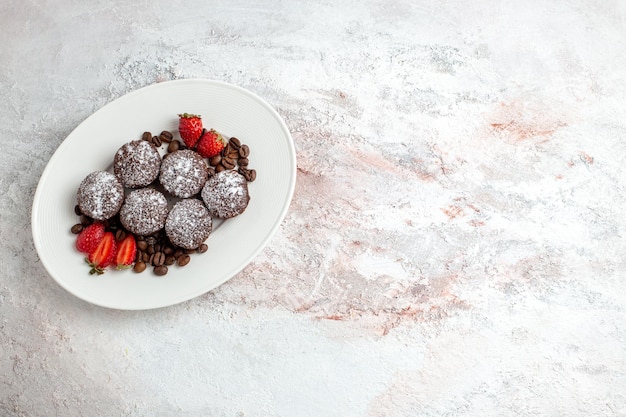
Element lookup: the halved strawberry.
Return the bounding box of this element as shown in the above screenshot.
[76,222,105,254]
[86,232,116,275]
[178,113,203,148]
[196,129,226,158]
[115,234,136,269]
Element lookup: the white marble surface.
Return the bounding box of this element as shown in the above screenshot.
[2,0,626,415]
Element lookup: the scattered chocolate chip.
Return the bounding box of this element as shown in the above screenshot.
[177,254,191,267]
[228,137,241,149]
[209,155,222,166]
[239,167,256,182]
[80,215,92,226]
[221,157,236,170]
[153,252,165,267]
[134,261,146,273]
[168,140,180,153]
[159,131,173,143]
[154,265,168,276]
[228,148,240,159]
[115,229,126,242]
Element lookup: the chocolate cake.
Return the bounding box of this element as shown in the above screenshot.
[114,140,162,188]
[159,149,209,198]
[119,188,169,236]
[201,170,250,219]
[165,199,212,250]
[76,171,124,221]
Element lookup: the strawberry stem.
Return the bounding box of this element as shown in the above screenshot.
[178,113,201,119]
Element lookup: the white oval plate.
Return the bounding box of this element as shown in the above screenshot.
[32,79,296,310]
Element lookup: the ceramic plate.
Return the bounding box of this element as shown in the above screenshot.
[32,79,296,310]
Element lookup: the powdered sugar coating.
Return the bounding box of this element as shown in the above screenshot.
[159,150,209,198]
[201,170,250,219]
[119,188,169,236]
[114,140,162,188]
[165,199,212,250]
[76,171,124,220]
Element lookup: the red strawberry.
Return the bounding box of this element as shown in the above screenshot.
[115,234,136,269]
[76,222,105,254]
[178,113,203,148]
[86,232,116,275]
[196,129,226,158]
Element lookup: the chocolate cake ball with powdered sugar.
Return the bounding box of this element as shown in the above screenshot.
[76,171,124,221]
[165,199,212,250]
[119,188,169,236]
[114,140,162,188]
[159,149,209,198]
[201,170,250,219]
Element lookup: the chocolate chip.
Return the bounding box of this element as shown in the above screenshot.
[209,155,222,166]
[177,254,191,267]
[240,168,256,182]
[153,252,165,267]
[228,137,241,149]
[159,131,173,143]
[221,157,236,170]
[115,229,126,242]
[168,140,180,153]
[228,148,240,159]
[154,265,168,276]
[134,261,146,273]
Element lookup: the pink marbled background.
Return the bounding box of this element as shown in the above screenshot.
[2,0,626,415]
